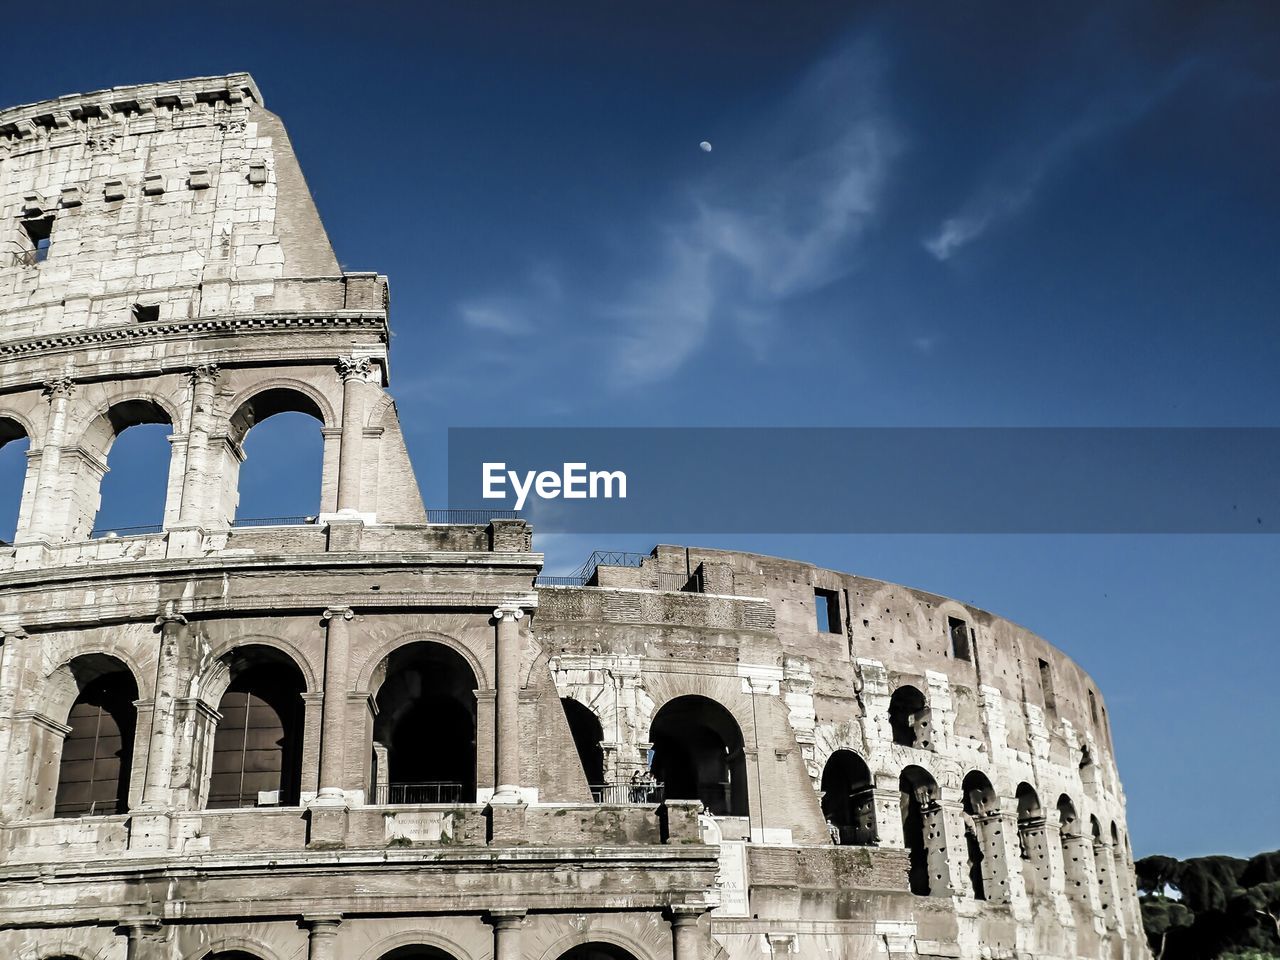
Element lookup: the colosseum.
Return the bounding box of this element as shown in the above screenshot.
[0,74,1146,960]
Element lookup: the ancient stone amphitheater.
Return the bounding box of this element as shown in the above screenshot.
[0,75,1147,960]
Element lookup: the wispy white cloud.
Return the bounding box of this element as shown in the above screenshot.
[458,300,533,335]
[924,60,1196,262]
[606,44,898,386]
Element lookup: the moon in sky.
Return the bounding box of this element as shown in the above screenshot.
[699,141,713,153]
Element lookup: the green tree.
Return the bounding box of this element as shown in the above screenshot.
[1177,856,1249,913]
[1143,897,1195,960]
[1138,855,1183,896]
[1234,882,1280,942]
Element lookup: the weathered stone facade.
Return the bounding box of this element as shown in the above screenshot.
[0,75,1147,960]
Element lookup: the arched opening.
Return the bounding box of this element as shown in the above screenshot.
[208,953,266,960]
[207,646,306,808]
[373,642,478,804]
[54,655,138,817]
[1092,814,1114,923]
[379,947,460,960]
[820,749,876,845]
[649,695,748,817]
[899,764,944,896]
[230,388,326,520]
[1058,794,1088,902]
[1016,782,1047,895]
[84,399,173,537]
[561,698,605,796]
[0,417,30,544]
[888,685,931,749]
[557,946,642,960]
[961,770,1000,901]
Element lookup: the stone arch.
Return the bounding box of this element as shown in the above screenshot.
[359,630,489,695]
[72,395,176,537]
[0,413,35,542]
[961,770,1003,902]
[45,653,140,818]
[18,942,108,960]
[184,937,282,960]
[820,748,876,846]
[900,764,946,896]
[372,640,480,804]
[366,391,396,430]
[888,684,932,749]
[200,634,319,699]
[536,930,659,960]
[0,409,39,448]
[203,644,307,808]
[648,693,749,817]
[1016,781,1049,895]
[226,378,336,433]
[1057,793,1090,902]
[357,929,477,960]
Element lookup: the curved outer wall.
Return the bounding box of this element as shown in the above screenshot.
[0,76,1146,960]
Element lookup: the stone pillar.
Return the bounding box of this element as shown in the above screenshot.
[304,916,342,960]
[317,607,353,799]
[488,909,526,960]
[29,377,74,541]
[491,603,525,800]
[176,365,219,525]
[118,918,164,960]
[1094,839,1122,930]
[336,357,373,514]
[0,624,25,821]
[935,795,965,897]
[141,605,187,808]
[670,906,706,960]
[872,780,905,847]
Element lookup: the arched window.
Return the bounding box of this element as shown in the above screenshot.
[899,764,945,896]
[207,646,306,808]
[380,948,461,960]
[373,643,478,804]
[961,770,1006,901]
[208,953,266,960]
[557,946,642,960]
[1092,814,1115,924]
[561,698,605,796]
[229,388,326,520]
[649,695,748,817]
[82,399,173,538]
[1016,782,1048,895]
[820,749,876,845]
[54,655,138,818]
[0,417,30,544]
[888,685,931,749]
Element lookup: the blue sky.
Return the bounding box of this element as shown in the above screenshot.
[2,1,1278,858]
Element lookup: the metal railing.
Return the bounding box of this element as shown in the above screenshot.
[230,515,315,527]
[425,509,520,524]
[374,781,464,805]
[590,782,665,805]
[89,522,164,538]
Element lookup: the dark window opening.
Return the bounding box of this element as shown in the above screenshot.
[888,685,931,749]
[1088,689,1098,723]
[814,588,841,634]
[1038,658,1056,711]
[820,750,877,846]
[21,216,53,264]
[948,616,971,661]
[561,698,605,791]
[55,671,137,817]
[650,695,747,816]
[132,303,160,324]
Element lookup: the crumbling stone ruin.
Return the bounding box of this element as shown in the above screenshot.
[0,74,1148,960]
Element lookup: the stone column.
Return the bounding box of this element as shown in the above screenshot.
[118,918,164,960]
[491,603,525,800]
[488,909,526,960]
[317,607,353,800]
[176,365,219,525]
[872,780,906,848]
[141,605,187,808]
[29,377,74,541]
[304,916,342,960]
[0,624,25,821]
[336,357,373,514]
[670,906,706,960]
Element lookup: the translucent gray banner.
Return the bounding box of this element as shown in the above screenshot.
[446,427,1280,533]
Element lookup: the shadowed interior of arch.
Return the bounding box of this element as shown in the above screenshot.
[54,654,139,818]
[820,749,876,845]
[373,642,479,804]
[230,388,325,520]
[0,417,29,543]
[379,947,460,960]
[556,945,643,960]
[561,697,605,791]
[207,645,306,809]
[899,764,941,896]
[649,694,748,817]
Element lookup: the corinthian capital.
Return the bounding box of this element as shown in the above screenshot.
[336,356,374,383]
[189,363,220,386]
[42,377,75,401]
